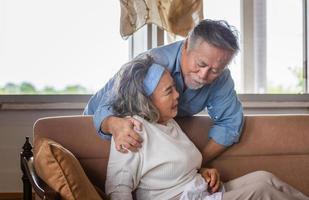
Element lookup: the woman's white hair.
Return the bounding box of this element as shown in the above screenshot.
[107,54,161,122]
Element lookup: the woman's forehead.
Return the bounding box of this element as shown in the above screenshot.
[157,71,173,90]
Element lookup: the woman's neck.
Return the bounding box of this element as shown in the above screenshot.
[157,119,168,125]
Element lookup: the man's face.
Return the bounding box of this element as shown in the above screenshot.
[181,39,234,89]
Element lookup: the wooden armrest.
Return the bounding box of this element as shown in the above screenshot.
[20,137,61,200]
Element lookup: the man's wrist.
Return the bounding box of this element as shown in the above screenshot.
[101,116,117,135]
[202,139,226,164]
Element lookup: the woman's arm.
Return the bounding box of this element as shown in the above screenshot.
[108,185,134,200]
[105,138,142,200]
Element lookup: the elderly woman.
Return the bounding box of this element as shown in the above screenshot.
[105,55,309,200]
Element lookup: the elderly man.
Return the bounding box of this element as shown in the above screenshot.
[84,19,243,163]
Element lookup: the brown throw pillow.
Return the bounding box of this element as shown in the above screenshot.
[34,138,102,200]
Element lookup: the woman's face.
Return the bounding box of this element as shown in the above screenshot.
[151,71,179,124]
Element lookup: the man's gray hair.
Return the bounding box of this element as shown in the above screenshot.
[188,19,239,55]
[107,55,160,122]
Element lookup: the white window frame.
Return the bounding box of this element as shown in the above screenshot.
[305,0,309,91]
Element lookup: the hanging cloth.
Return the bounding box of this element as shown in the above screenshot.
[119,0,203,39]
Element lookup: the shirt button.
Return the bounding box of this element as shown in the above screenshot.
[214,116,218,120]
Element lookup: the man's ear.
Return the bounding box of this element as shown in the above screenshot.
[184,38,189,50]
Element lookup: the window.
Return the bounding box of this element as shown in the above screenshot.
[1,0,307,96]
[243,0,306,93]
[163,0,307,94]
[266,0,304,93]
[0,1,129,94]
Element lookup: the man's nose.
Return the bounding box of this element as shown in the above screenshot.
[198,67,210,80]
[173,88,179,100]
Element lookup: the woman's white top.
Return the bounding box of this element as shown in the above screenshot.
[105,115,203,200]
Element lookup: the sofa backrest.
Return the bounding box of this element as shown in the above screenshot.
[33,115,110,191]
[33,115,309,196]
[178,115,309,196]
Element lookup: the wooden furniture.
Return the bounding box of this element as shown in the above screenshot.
[20,137,60,200]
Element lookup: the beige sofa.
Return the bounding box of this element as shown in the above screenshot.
[21,115,309,199]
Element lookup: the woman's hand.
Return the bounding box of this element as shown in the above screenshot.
[102,116,143,153]
[199,168,221,193]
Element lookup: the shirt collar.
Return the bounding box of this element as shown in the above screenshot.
[172,41,186,93]
[173,40,185,76]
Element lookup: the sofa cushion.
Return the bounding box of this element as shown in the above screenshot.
[34,138,102,200]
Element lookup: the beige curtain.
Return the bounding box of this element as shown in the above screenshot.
[120,0,203,39]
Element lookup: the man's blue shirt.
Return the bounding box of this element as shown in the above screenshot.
[84,41,244,146]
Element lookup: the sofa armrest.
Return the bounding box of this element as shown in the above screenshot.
[20,137,61,200]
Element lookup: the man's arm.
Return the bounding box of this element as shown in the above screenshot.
[102,116,143,153]
[202,139,226,164]
[206,70,244,158]
[177,71,242,163]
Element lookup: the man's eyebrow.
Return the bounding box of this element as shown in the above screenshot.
[198,60,207,67]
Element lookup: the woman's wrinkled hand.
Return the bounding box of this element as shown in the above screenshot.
[200,168,221,193]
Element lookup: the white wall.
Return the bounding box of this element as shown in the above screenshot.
[0,109,82,192]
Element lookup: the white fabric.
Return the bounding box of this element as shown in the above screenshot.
[105,115,203,200]
[180,174,223,200]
